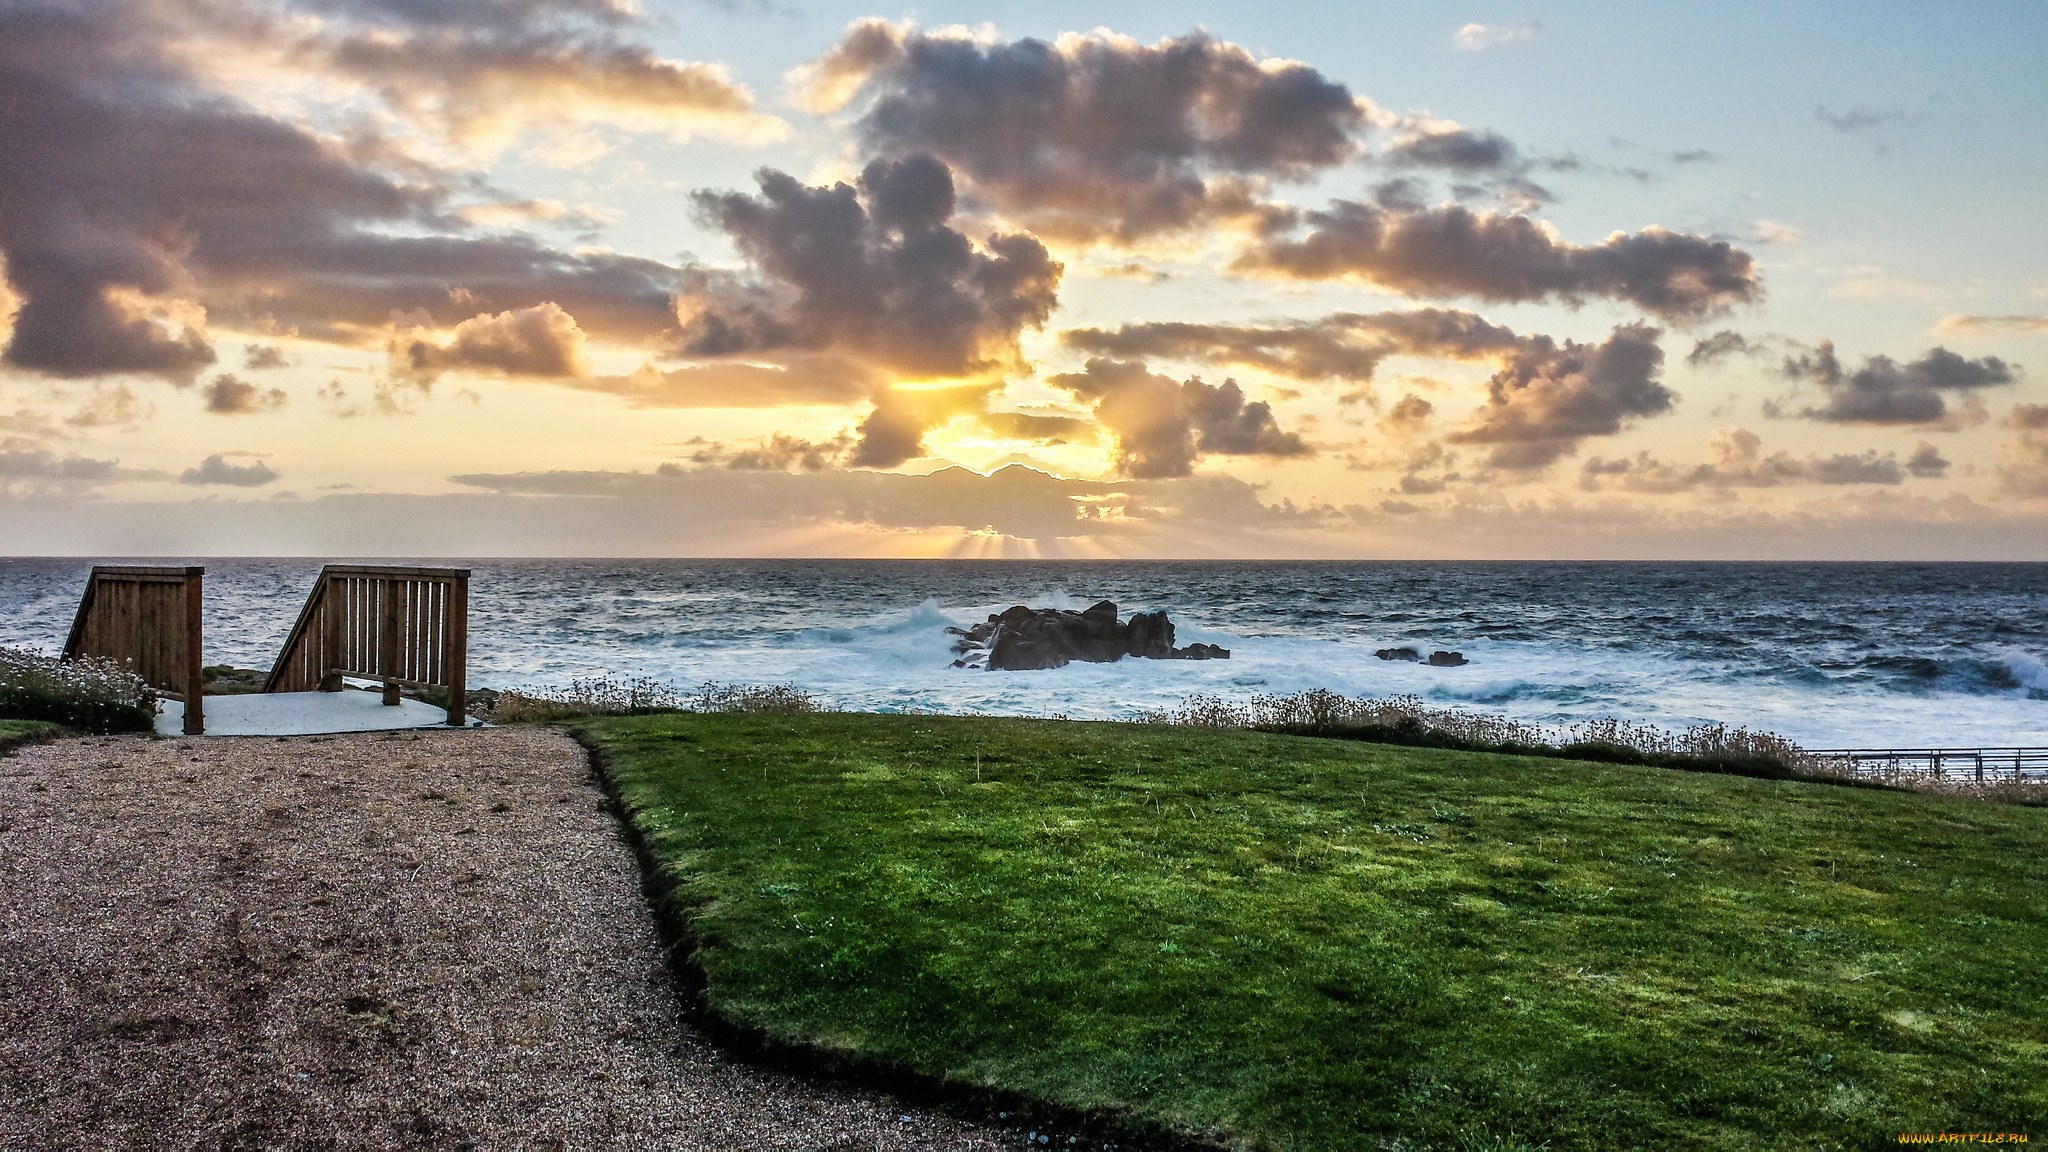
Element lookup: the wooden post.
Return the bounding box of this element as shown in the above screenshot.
[182,569,205,736]
[445,574,468,726]
[380,578,402,705]
[319,575,344,691]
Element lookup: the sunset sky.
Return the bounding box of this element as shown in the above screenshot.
[3,0,2044,558]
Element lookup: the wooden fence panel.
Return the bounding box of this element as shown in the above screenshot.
[62,566,204,735]
[261,566,470,725]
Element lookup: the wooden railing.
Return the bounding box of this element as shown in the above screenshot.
[261,566,470,725]
[62,566,204,735]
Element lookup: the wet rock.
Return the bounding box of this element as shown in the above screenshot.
[1375,647,1421,662]
[951,602,1230,671]
[1426,650,1469,667]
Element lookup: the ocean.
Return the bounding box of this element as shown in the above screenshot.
[3,558,2044,749]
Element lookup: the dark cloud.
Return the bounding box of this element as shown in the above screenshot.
[1063,307,1523,390]
[202,373,288,414]
[0,0,744,384]
[688,432,852,472]
[1905,441,1949,479]
[241,343,289,370]
[790,22,1368,243]
[1670,149,1719,165]
[1816,105,1904,134]
[1687,330,1767,367]
[180,453,281,487]
[394,302,589,380]
[678,157,1062,379]
[1780,342,2020,425]
[1578,428,1915,493]
[1369,178,1429,213]
[1046,358,1309,478]
[1385,129,1521,174]
[1232,201,1761,322]
[1383,393,1435,428]
[1446,323,1673,470]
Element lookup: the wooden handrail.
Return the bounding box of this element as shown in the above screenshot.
[262,565,470,725]
[62,566,204,735]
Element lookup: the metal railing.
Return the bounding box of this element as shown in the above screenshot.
[1808,747,2048,783]
[261,565,470,725]
[62,566,205,735]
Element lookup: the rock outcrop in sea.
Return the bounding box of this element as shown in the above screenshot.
[949,602,1229,671]
[1374,647,1470,666]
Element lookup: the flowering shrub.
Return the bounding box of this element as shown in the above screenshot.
[0,646,157,733]
[489,677,822,722]
[1139,688,1825,775]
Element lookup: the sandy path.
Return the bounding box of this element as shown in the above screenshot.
[0,727,1014,1151]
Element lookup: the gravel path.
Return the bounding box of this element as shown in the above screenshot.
[0,727,1016,1151]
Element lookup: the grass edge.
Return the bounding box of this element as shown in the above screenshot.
[564,717,1230,1152]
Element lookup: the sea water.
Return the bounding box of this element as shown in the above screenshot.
[3,558,2043,749]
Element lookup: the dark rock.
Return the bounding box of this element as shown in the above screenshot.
[952,602,1228,671]
[1375,647,1421,662]
[1427,650,1468,667]
[1122,609,1176,660]
[200,664,268,694]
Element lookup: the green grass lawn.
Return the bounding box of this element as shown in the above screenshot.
[0,718,67,753]
[579,713,2048,1150]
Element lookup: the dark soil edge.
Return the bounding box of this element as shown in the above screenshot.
[564,721,1230,1152]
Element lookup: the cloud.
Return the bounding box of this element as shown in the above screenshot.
[179,452,281,487]
[279,17,783,160]
[1231,201,1761,322]
[1046,358,1310,478]
[1996,403,2048,497]
[1063,307,1524,390]
[583,356,883,409]
[1383,129,1523,174]
[1686,330,1769,367]
[1446,322,1673,470]
[1579,428,1919,493]
[63,383,156,429]
[1815,105,1905,134]
[1780,342,2020,425]
[241,343,289,370]
[394,302,590,381]
[1905,441,1950,479]
[1382,393,1435,430]
[687,432,853,472]
[788,21,1370,244]
[1452,21,1541,51]
[1935,314,2048,336]
[0,0,725,384]
[0,448,167,495]
[1066,310,1671,472]
[677,156,1062,379]
[201,373,288,414]
[1750,220,1801,246]
[977,411,1099,444]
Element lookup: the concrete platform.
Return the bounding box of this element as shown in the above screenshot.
[156,691,477,737]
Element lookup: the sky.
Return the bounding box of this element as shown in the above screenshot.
[2,0,2045,559]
